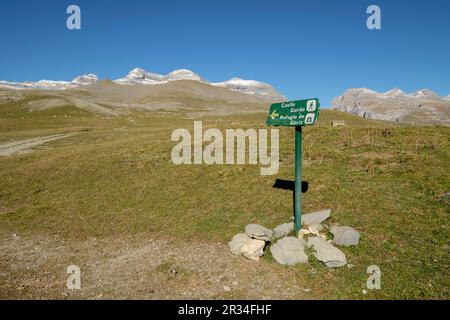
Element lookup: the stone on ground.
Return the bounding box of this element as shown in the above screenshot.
[273,222,294,239]
[241,239,266,261]
[307,236,347,268]
[300,228,311,235]
[330,226,360,247]
[245,224,273,241]
[270,236,308,266]
[302,209,331,226]
[307,224,323,235]
[229,233,251,255]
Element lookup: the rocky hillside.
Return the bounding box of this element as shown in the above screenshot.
[332,88,450,126]
[0,79,277,117]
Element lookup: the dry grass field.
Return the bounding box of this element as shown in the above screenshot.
[0,98,449,299]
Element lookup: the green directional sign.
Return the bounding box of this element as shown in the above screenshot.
[265,98,320,235]
[266,98,320,127]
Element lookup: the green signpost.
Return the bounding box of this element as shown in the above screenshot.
[266,98,320,234]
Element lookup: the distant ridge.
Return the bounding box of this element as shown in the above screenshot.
[0,74,98,90]
[332,88,450,126]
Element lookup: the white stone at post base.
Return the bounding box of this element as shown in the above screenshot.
[241,239,266,261]
[229,233,251,255]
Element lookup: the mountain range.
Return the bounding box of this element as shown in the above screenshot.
[332,88,450,126]
[0,68,286,117]
[0,68,286,102]
[1,69,449,125]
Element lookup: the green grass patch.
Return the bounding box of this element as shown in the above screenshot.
[0,105,448,299]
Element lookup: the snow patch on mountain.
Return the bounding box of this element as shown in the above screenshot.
[72,74,99,85]
[381,88,405,98]
[166,69,204,82]
[114,68,204,84]
[212,77,286,101]
[115,68,167,85]
[344,88,379,96]
[0,74,99,90]
[407,89,442,100]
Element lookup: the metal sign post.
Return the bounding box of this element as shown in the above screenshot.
[294,126,302,234]
[266,98,320,234]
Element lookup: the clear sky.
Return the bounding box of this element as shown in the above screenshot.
[0,0,449,106]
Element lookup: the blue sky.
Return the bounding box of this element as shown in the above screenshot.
[0,0,449,106]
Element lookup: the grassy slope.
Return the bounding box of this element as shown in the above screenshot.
[0,101,449,299]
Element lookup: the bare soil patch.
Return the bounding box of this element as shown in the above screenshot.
[0,133,76,156]
[0,234,314,299]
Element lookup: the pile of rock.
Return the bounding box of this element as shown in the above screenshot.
[228,209,360,268]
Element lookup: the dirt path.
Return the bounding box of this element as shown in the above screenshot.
[0,133,76,156]
[0,234,315,299]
